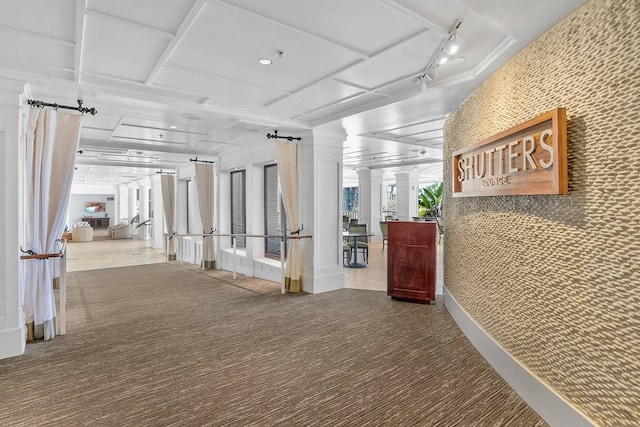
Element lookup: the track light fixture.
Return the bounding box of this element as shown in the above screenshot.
[415,19,463,91]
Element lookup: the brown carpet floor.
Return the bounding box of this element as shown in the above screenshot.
[0,263,547,426]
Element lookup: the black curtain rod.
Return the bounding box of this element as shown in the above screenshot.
[156,170,175,175]
[190,157,215,164]
[27,99,98,116]
[266,130,301,141]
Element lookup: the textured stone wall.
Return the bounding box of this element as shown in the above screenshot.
[443,1,639,425]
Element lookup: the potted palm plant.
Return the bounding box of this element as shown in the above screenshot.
[418,182,443,219]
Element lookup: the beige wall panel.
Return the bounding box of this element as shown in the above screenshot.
[443,1,640,425]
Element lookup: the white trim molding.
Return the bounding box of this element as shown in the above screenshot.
[443,287,596,427]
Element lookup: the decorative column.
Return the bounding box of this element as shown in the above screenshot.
[150,175,164,250]
[299,124,347,294]
[395,170,420,221]
[356,168,383,238]
[127,184,137,223]
[0,78,27,359]
[116,185,128,224]
[138,180,150,240]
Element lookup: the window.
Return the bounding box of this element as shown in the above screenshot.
[343,186,359,212]
[264,164,287,258]
[230,170,246,248]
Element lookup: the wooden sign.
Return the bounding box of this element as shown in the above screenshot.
[452,108,567,197]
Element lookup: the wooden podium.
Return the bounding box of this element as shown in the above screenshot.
[387,221,437,304]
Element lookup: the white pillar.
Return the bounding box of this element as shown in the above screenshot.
[248,164,264,259]
[299,124,347,294]
[151,175,164,249]
[0,78,27,359]
[138,180,150,240]
[127,184,137,222]
[116,185,128,223]
[395,171,420,221]
[356,169,383,238]
[139,183,150,222]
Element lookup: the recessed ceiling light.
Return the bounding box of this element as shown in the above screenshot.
[169,125,178,129]
[259,58,273,65]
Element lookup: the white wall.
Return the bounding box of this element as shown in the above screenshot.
[68,193,115,227]
[0,78,27,359]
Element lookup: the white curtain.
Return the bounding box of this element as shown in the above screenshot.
[276,141,301,292]
[195,163,215,269]
[161,175,176,260]
[22,108,81,340]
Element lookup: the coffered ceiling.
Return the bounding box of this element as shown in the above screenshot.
[0,0,586,186]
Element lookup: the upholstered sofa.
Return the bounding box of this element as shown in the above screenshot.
[72,223,93,242]
[108,222,132,239]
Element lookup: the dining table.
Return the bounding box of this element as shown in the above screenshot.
[342,231,374,268]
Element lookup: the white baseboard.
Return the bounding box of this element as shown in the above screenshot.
[301,271,344,294]
[0,326,25,360]
[443,287,595,427]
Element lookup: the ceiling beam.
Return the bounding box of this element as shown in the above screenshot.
[0,23,75,47]
[376,0,448,35]
[214,0,370,59]
[159,63,293,96]
[85,8,176,39]
[0,52,75,73]
[74,0,87,82]
[145,0,208,85]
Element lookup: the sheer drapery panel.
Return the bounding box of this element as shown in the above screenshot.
[21,108,81,340]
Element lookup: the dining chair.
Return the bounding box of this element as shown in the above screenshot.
[380,221,388,253]
[348,223,369,264]
[343,244,352,266]
[436,216,444,244]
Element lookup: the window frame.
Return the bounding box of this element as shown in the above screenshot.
[230,170,247,248]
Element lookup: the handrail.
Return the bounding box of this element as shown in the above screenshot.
[168,233,312,239]
[19,242,68,337]
[20,253,63,260]
[165,232,313,294]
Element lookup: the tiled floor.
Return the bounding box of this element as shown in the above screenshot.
[65,229,444,294]
[65,229,165,272]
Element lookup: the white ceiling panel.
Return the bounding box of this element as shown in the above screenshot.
[381,118,447,137]
[98,153,160,164]
[113,125,203,144]
[201,129,254,144]
[228,121,271,132]
[268,79,364,114]
[333,31,440,90]
[459,0,586,40]
[153,66,286,106]
[298,92,389,121]
[166,2,361,92]
[223,0,425,55]
[0,26,74,71]
[82,14,170,82]
[121,117,209,136]
[87,0,197,34]
[81,113,122,130]
[0,0,589,185]
[0,0,76,42]
[81,128,112,141]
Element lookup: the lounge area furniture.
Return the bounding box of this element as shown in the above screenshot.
[343,244,352,267]
[346,223,370,266]
[380,221,388,253]
[108,221,132,239]
[82,216,110,228]
[72,223,93,242]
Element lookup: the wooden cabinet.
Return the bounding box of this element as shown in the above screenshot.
[387,221,437,304]
[82,217,110,228]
